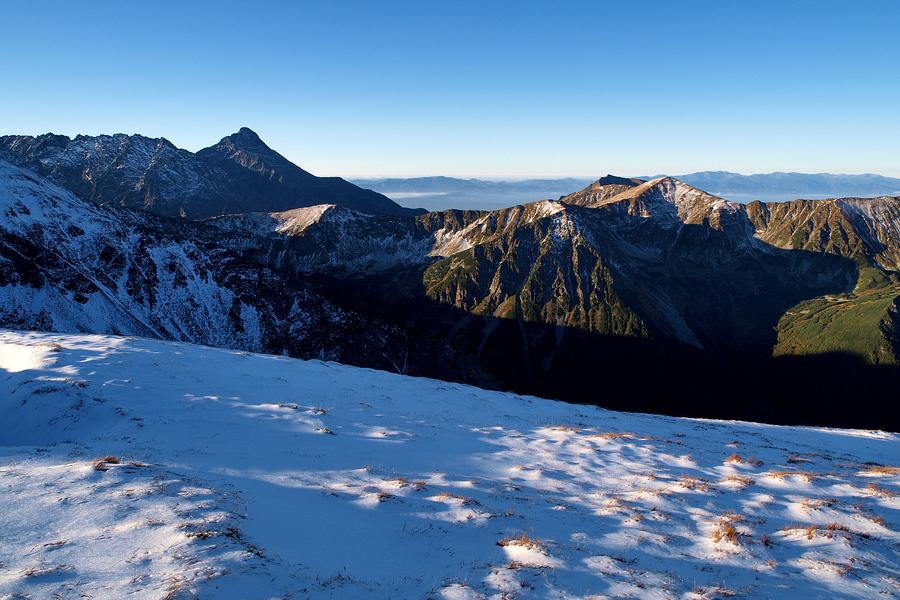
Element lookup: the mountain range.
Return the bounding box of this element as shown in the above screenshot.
[672,170,900,201]
[353,172,900,212]
[0,128,425,219]
[2,129,900,431]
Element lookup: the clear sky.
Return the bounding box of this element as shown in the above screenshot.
[2,1,898,179]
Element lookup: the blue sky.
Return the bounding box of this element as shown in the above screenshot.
[2,1,898,178]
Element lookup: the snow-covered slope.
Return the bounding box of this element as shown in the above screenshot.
[2,330,899,599]
[0,158,272,348]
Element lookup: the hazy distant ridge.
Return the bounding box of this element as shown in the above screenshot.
[666,171,900,200]
[353,172,900,211]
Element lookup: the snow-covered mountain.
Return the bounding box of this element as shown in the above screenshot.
[2,329,899,599]
[0,159,487,386]
[4,153,900,430]
[0,129,424,219]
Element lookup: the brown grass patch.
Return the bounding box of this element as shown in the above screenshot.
[552,424,580,433]
[822,522,851,538]
[497,532,544,550]
[92,456,119,470]
[800,497,837,510]
[710,523,745,545]
[865,483,898,498]
[861,465,900,475]
[678,475,713,491]
[436,492,479,505]
[787,455,815,464]
[721,474,755,488]
[588,431,635,440]
[769,470,819,482]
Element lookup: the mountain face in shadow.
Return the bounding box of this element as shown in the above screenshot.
[207,176,900,429]
[3,155,900,430]
[0,129,424,219]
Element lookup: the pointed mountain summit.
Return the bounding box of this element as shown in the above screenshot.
[198,128,426,218]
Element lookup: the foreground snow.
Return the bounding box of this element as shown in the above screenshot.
[1,330,899,599]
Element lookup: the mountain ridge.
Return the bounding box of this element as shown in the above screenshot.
[351,172,900,212]
[3,146,900,429]
[0,159,488,387]
[210,174,900,427]
[0,129,425,219]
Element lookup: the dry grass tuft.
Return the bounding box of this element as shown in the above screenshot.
[552,424,580,433]
[497,532,544,550]
[800,496,838,510]
[180,522,217,539]
[588,431,635,440]
[678,475,713,491]
[861,465,900,475]
[710,513,749,545]
[721,474,755,488]
[822,522,851,538]
[436,492,479,505]
[769,470,819,482]
[865,483,898,498]
[718,511,747,524]
[871,514,888,527]
[725,453,744,463]
[787,455,815,464]
[24,562,76,578]
[92,456,119,470]
[711,524,743,545]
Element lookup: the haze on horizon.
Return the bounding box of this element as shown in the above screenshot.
[2,1,898,179]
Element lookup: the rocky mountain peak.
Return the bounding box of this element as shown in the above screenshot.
[604,177,739,222]
[594,174,645,187]
[217,127,271,156]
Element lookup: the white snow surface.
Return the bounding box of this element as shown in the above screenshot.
[2,330,900,599]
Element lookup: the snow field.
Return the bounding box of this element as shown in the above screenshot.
[1,329,899,599]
